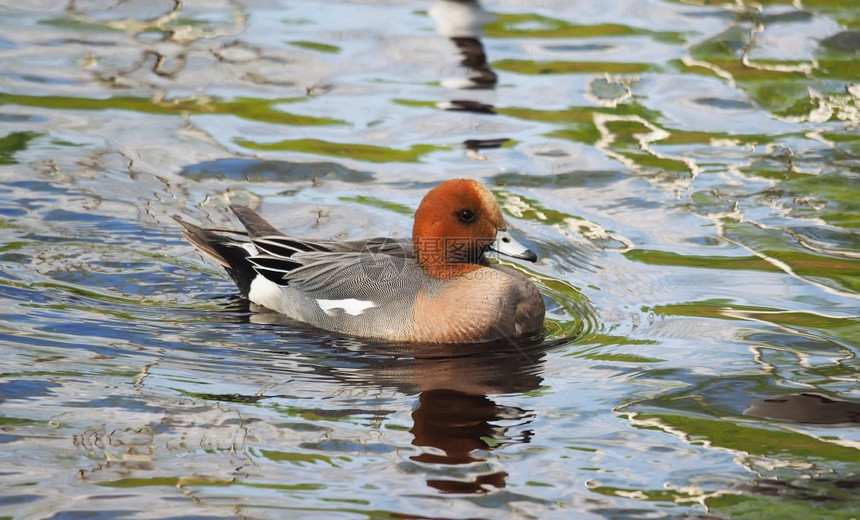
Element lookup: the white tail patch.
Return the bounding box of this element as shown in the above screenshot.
[248,276,284,309]
[316,298,376,316]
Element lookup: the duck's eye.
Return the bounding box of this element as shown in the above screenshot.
[457,208,476,224]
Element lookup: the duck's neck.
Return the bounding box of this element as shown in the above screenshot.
[419,261,483,280]
[413,236,485,280]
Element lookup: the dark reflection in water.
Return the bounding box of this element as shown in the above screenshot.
[622,371,860,425]
[412,389,535,494]
[745,393,860,424]
[244,304,547,494]
[429,0,497,90]
[447,36,496,88]
[820,30,860,51]
[736,474,860,505]
[429,0,510,159]
[439,99,495,114]
[463,137,509,154]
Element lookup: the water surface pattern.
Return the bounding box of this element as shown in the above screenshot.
[1,0,858,518]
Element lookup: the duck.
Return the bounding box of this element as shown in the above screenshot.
[175,179,545,343]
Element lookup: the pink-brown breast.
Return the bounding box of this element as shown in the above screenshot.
[410,266,545,342]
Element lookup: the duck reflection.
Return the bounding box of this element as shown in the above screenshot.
[428,0,509,157]
[412,388,535,493]
[246,305,546,494]
[387,344,543,494]
[429,0,497,90]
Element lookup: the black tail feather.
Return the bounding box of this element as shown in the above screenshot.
[230,205,285,239]
[174,215,257,297]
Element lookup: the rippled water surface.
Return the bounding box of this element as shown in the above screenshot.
[1,0,859,518]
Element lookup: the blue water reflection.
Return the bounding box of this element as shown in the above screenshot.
[1,0,858,518]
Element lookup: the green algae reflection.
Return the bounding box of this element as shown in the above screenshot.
[289,40,341,53]
[493,59,653,75]
[234,138,446,163]
[0,131,42,165]
[0,93,343,127]
[484,12,685,43]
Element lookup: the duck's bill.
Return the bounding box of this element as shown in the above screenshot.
[490,229,538,262]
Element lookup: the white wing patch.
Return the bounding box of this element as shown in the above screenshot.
[316,298,376,316]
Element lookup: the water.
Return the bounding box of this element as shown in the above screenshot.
[1,0,858,518]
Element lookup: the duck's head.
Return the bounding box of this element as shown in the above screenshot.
[412,179,537,279]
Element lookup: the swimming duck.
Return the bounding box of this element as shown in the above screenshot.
[175,179,545,342]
